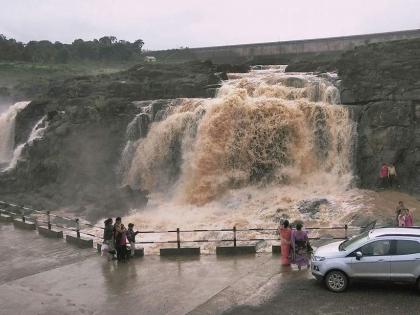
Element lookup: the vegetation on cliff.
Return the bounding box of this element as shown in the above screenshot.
[0,35,144,63]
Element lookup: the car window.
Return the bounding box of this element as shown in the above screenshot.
[340,231,370,251]
[395,240,420,255]
[358,240,391,256]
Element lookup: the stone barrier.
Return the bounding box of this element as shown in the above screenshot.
[272,245,281,254]
[66,235,93,249]
[132,248,145,257]
[38,226,63,238]
[160,247,201,256]
[0,214,13,222]
[216,245,256,255]
[13,218,36,230]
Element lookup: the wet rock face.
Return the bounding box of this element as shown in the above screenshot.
[0,61,224,220]
[297,198,330,218]
[338,38,420,196]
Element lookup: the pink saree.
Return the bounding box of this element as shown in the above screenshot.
[280,227,292,265]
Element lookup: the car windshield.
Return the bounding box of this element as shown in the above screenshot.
[339,231,370,251]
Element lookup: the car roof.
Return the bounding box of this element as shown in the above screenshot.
[370,227,420,238]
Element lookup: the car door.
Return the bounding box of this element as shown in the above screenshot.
[348,240,391,280]
[390,239,420,282]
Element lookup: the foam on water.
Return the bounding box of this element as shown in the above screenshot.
[118,66,363,242]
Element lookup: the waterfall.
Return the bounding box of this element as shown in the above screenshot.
[3,116,48,171]
[0,101,30,166]
[122,67,355,206]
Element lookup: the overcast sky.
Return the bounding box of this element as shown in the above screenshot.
[1,0,420,50]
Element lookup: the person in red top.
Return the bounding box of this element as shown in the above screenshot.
[379,163,389,188]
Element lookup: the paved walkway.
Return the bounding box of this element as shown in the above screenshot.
[1,222,420,315]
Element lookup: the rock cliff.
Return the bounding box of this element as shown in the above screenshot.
[0,61,226,219]
[338,38,420,195]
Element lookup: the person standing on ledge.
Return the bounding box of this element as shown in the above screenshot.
[388,163,397,188]
[379,163,389,189]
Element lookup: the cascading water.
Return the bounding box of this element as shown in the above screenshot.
[120,67,363,240]
[0,101,30,167]
[4,116,48,171]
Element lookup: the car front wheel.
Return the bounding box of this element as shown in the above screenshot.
[325,270,348,292]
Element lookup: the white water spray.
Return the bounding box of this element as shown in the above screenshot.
[4,116,48,171]
[0,101,30,165]
[120,67,363,235]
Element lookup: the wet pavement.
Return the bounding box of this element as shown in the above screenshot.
[1,222,420,315]
[0,223,94,285]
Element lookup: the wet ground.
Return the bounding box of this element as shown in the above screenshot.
[1,222,420,315]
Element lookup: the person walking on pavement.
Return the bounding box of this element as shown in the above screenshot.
[127,223,140,257]
[102,218,116,261]
[279,220,292,266]
[395,201,408,226]
[291,223,312,270]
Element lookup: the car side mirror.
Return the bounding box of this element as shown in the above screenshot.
[355,251,363,260]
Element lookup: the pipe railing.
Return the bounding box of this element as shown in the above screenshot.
[0,200,361,250]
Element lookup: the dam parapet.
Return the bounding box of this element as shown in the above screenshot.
[149,29,420,64]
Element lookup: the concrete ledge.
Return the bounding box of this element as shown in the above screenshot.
[0,214,13,222]
[132,248,145,257]
[160,247,201,256]
[216,245,256,255]
[66,235,93,249]
[13,218,36,230]
[38,226,63,238]
[272,245,281,254]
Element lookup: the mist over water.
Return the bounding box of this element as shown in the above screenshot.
[120,67,363,233]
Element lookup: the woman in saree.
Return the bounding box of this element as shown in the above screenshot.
[279,220,292,266]
[291,223,311,270]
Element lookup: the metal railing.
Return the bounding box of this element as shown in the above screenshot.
[131,225,354,249]
[0,200,360,251]
[0,200,104,240]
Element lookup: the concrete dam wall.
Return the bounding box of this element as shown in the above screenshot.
[151,29,420,63]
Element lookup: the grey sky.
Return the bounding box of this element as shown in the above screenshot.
[1,0,419,50]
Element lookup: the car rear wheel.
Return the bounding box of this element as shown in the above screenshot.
[325,270,348,292]
[416,278,420,292]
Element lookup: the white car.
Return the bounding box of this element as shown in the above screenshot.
[311,227,420,292]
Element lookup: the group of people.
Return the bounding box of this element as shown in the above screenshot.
[278,220,312,269]
[395,201,414,227]
[103,217,140,262]
[379,162,398,188]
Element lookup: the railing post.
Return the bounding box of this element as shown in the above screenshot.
[176,228,181,248]
[47,211,51,230]
[233,226,237,247]
[21,206,25,222]
[344,224,348,240]
[76,218,80,238]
